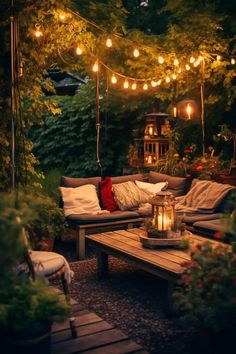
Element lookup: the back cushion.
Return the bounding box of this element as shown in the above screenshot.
[113,181,151,211]
[148,171,187,197]
[61,176,101,190]
[111,173,144,185]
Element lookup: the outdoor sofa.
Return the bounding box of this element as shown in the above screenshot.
[60,171,236,258]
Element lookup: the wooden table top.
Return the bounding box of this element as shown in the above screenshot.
[86,228,226,282]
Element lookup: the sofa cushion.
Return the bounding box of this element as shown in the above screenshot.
[61,176,101,190]
[148,171,187,196]
[60,184,103,217]
[112,181,151,211]
[135,180,168,194]
[66,210,140,225]
[99,177,117,212]
[182,213,224,226]
[111,173,144,184]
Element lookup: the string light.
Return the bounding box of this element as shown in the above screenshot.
[185,64,190,71]
[216,55,221,60]
[59,13,66,21]
[172,74,177,80]
[133,49,140,58]
[186,103,192,120]
[143,83,148,90]
[111,74,117,84]
[178,68,182,74]
[151,80,158,87]
[157,79,162,85]
[106,38,112,47]
[231,58,235,65]
[34,24,43,38]
[158,56,164,64]
[131,82,137,90]
[190,56,195,63]
[174,58,179,66]
[92,61,99,72]
[165,76,170,83]
[123,80,129,89]
[76,46,83,55]
[193,60,200,67]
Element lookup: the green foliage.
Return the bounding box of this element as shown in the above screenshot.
[174,241,236,333]
[0,194,69,332]
[32,81,153,177]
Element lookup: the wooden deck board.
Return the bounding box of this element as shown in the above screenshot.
[51,304,149,354]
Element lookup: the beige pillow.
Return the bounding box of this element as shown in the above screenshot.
[112,181,151,211]
[135,180,168,194]
[60,184,102,216]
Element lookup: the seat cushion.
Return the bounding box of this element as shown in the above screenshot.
[182,213,224,226]
[148,171,187,196]
[67,210,140,225]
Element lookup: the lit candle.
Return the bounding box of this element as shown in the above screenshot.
[186,103,192,119]
[147,155,152,164]
[148,126,154,135]
[156,214,171,231]
[173,106,177,117]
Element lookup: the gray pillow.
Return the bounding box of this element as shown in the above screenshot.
[148,171,187,196]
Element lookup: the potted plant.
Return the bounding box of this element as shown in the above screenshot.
[174,237,236,353]
[0,194,70,354]
[214,124,236,185]
[16,188,68,251]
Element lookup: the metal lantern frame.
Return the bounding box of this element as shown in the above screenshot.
[149,191,176,238]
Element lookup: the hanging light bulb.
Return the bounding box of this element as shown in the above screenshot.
[178,68,182,74]
[174,58,179,66]
[143,83,148,90]
[111,74,117,84]
[59,13,66,21]
[76,46,83,55]
[193,60,200,67]
[165,76,170,83]
[158,56,164,64]
[173,106,177,117]
[133,48,140,58]
[216,55,221,61]
[106,38,112,47]
[92,61,99,72]
[198,55,203,62]
[231,58,235,65]
[131,82,137,90]
[151,80,158,87]
[172,74,177,80]
[185,64,190,71]
[157,79,162,85]
[123,80,129,89]
[190,56,195,63]
[34,24,43,38]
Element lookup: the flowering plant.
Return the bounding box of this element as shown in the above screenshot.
[174,240,236,333]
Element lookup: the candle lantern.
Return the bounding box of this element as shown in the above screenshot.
[176,99,199,120]
[149,191,176,238]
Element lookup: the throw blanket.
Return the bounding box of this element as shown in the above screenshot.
[175,180,235,214]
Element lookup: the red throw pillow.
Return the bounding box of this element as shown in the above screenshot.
[99,177,117,212]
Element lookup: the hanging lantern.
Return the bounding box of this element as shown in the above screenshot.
[176,99,199,120]
[149,191,176,238]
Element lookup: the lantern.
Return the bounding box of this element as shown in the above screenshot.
[176,99,199,120]
[149,191,176,238]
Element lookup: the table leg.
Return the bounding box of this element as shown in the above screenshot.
[97,251,108,278]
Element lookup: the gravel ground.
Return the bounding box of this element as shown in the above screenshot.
[54,240,217,354]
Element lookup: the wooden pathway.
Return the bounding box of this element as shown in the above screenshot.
[51,303,149,354]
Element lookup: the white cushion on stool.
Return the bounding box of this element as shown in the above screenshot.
[30,251,74,284]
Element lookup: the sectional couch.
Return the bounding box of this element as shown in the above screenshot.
[60,171,236,259]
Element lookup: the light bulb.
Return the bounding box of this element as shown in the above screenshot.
[186,103,192,120]
[190,56,195,63]
[131,82,137,90]
[143,83,148,90]
[34,25,43,38]
[165,76,170,83]
[92,62,99,72]
[111,75,117,84]
[123,80,129,89]
[59,14,66,20]
[158,56,164,64]
[151,80,158,87]
[172,74,177,80]
[198,55,203,62]
[178,68,182,74]
[76,46,82,55]
[216,55,221,61]
[193,60,200,67]
[157,79,162,85]
[133,49,140,58]
[185,64,190,71]
[231,58,235,65]
[174,58,179,66]
[106,38,112,47]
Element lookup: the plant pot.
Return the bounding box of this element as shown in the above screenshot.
[1,321,52,354]
[213,173,236,186]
